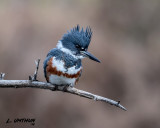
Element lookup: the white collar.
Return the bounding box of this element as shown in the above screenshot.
[56,41,84,59]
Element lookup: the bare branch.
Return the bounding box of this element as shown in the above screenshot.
[0,80,126,111]
[0,59,126,111]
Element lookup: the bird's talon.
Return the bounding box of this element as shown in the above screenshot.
[63,84,72,92]
[53,85,58,91]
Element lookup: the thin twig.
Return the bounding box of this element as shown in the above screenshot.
[33,59,40,81]
[0,72,5,80]
[29,59,40,81]
[0,80,126,111]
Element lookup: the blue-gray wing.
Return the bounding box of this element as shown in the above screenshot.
[43,48,59,81]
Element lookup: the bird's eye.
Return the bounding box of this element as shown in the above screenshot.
[76,45,81,49]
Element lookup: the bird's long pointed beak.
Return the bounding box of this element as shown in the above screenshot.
[80,51,100,63]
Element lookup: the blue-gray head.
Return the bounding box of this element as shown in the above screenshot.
[57,25,100,63]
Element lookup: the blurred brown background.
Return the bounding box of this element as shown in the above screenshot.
[0,0,160,128]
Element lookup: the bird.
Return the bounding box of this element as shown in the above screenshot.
[43,25,100,87]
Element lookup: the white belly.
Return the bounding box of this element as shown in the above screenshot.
[49,74,76,86]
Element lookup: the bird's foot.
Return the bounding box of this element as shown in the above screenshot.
[51,84,58,91]
[63,84,72,92]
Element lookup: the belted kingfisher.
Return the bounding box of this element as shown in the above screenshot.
[43,25,100,87]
